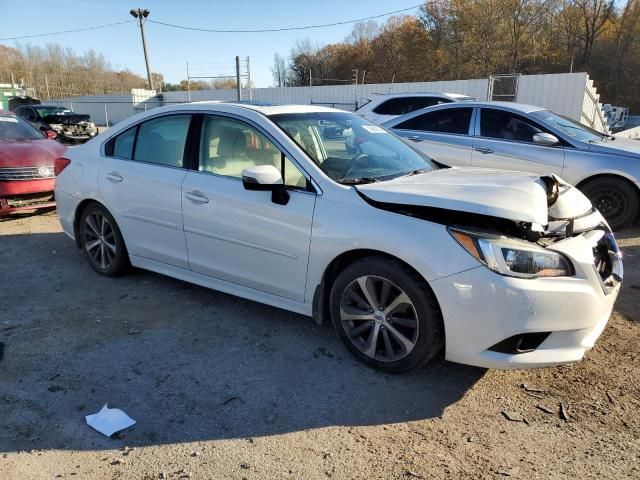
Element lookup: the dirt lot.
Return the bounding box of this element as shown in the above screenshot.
[1,212,639,479]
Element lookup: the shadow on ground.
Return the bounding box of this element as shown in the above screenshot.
[0,230,484,452]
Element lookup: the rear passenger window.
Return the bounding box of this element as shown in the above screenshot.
[133,115,191,167]
[111,127,136,159]
[395,107,473,135]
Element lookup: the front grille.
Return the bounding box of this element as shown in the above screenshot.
[0,166,55,181]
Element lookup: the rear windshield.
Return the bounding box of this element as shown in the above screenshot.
[36,107,72,117]
[0,114,44,140]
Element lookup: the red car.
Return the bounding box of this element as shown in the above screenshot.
[0,110,66,215]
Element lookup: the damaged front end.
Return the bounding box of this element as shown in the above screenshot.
[44,114,98,143]
[358,174,623,293]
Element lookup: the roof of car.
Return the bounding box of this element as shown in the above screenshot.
[442,101,546,112]
[189,101,343,115]
[368,92,474,100]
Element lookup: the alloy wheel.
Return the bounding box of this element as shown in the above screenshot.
[339,275,419,362]
[84,212,117,270]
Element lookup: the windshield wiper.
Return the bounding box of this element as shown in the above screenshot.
[337,177,379,185]
[402,168,431,177]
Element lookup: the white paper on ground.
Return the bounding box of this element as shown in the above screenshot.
[85,404,136,437]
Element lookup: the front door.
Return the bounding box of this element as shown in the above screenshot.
[471,108,565,176]
[181,114,316,302]
[99,114,191,268]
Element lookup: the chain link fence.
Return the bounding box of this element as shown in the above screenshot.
[487,74,520,102]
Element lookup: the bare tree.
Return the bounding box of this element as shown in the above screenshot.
[271,53,287,87]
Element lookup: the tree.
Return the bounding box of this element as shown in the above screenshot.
[271,53,287,87]
[574,0,615,66]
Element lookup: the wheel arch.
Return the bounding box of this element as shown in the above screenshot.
[311,248,443,329]
[576,172,640,195]
[72,198,115,249]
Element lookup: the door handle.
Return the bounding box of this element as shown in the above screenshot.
[185,191,209,204]
[474,147,494,154]
[106,171,123,183]
[407,136,423,142]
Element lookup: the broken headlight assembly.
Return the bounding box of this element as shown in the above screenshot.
[448,227,574,278]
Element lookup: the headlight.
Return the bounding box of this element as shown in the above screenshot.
[448,227,573,278]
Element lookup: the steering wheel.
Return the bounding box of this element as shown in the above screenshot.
[342,154,371,179]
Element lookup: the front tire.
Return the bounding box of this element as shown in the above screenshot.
[580,177,639,231]
[79,203,129,276]
[330,256,444,373]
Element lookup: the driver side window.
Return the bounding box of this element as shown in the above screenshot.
[199,115,308,189]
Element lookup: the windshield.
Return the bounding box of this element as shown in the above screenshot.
[36,107,72,117]
[531,110,606,143]
[0,114,44,140]
[270,112,437,184]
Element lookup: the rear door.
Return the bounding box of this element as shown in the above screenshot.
[99,114,191,268]
[471,108,564,175]
[389,106,475,166]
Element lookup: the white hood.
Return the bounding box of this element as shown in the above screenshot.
[356,167,592,225]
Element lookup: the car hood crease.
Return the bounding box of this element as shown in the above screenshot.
[355,167,551,225]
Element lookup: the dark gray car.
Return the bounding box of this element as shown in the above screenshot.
[383,102,640,230]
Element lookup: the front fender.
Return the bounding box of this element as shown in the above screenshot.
[305,190,480,304]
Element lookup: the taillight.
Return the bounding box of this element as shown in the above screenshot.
[54,157,71,176]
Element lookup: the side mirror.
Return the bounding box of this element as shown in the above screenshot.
[44,130,57,140]
[533,132,559,146]
[241,165,289,205]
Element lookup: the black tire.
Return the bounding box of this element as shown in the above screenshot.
[329,256,444,373]
[78,203,129,276]
[580,177,639,231]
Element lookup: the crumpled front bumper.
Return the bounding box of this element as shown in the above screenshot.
[0,179,56,214]
[430,228,621,369]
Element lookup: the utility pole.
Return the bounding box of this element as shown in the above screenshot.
[352,69,358,105]
[246,57,252,101]
[309,68,312,87]
[186,61,191,102]
[235,56,242,101]
[130,8,154,91]
[44,75,51,100]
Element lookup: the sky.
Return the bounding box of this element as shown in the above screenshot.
[0,0,422,88]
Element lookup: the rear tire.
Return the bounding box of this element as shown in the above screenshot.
[78,203,129,276]
[330,256,444,373]
[580,177,639,231]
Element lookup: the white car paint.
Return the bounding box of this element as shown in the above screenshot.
[355,92,475,124]
[55,102,621,370]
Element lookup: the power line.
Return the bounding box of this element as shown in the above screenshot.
[146,4,423,33]
[0,4,422,42]
[0,20,135,41]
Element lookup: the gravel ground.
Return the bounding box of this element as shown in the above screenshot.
[1,212,639,479]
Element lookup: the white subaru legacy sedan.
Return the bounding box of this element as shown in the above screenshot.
[54,103,622,372]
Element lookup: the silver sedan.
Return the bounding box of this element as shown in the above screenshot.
[383,102,640,230]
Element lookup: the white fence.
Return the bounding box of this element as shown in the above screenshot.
[47,73,609,131]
